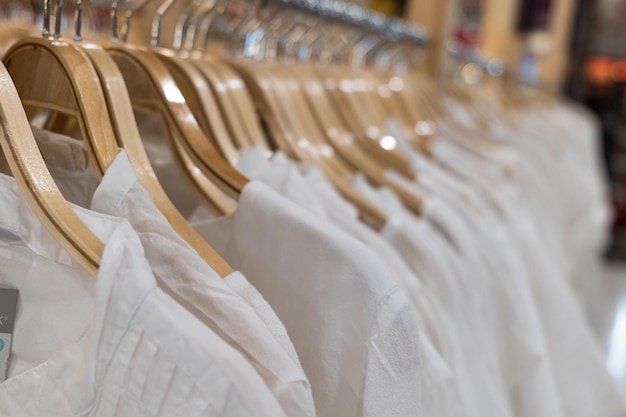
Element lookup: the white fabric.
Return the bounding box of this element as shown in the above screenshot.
[0,170,289,417]
[90,151,316,417]
[402,103,626,417]
[352,174,515,417]
[31,131,314,417]
[391,168,570,417]
[34,126,422,417]
[191,179,422,417]
[234,146,465,417]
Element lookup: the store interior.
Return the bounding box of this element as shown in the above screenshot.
[0,0,625,414]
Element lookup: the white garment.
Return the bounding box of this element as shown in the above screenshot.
[390,119,574,417]
[41,123,422,417]
[409,113,626,417]
[90,151,316,417]
[191,180,422,417]
[235,147,465,417]
[352,175,514,417]
[32,131,314,417]
[0,171,289,417]
[400,174,569,417]
[489,107,611,314]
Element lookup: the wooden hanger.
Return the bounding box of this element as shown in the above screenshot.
[401,73,492,150]
[0,61,103,277]
[179,0,271,151]
[192,58,270,150]
[349,72,421,176]
[156,51,241,163]
[112,0,251,201]
[169,126,237,216]
[3,38,120,178]
[288,65,423,214]
[187,58,255,149]
[315,66,415,179]
[403,74,467,138]
[8,42,237,277]
[229,59,388,229]
[104,44,248,200]
[144,0,261,153]
[80,43,237,277]
[25,1,238,277]
[373,73,435,156]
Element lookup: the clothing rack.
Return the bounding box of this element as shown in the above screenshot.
[447,41,506,77]
[270,0,430,46]
[0,2,620,417]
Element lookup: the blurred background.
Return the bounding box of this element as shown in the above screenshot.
[347,0,626,382]
[386,1,626,263]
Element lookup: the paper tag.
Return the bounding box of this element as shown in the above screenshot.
[0,288,18,382]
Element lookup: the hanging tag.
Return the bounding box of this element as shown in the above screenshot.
[0,288,18,382]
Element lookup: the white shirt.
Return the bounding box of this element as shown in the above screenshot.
[31,130,314,417]
[352,174,515,417]
[394,170,569,417]
[0,171,289,417]
[90,151,316,417]
[234,147,465,417]
[407,110,626,417]
[190,179,422,417]
[33,128,422,417]
[489,106,611,316]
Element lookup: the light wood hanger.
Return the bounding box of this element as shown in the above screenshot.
[413,74,509,153]
[157,50,241,163]
[170,127,238,216]
[105,44,248,200]
[178,0,271,151]
[80,43,237,277]
[315,66,415,179]
[372,73,435,156]
[113,0,251,202]
[147,0,261,154]
[400,73,491,149]
[0,60,103,277]
[228,59,388,229]
[348,73,420,176]
[289,65,423,214]
[192,58,270,150]
[187,58,255,149]
[3,37,119,178]
[28,0,238,277]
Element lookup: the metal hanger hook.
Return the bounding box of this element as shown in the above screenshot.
[53,0,64,39]
[42,0,52,37]
[73,0,83,41]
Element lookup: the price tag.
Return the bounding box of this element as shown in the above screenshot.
[0,288,18,382]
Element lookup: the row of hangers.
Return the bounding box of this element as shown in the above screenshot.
[0,0,544,278]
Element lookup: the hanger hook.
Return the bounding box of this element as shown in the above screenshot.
[122,6,133,43]
[74,0,83,41]
[119,0,150,44]
[42,0,52,37]
[173,0,202,51]
[111,0,120,42]
[54,0,64,39]
[151,0,178,49]
[196,0,222,54]
[180,0,214,53]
